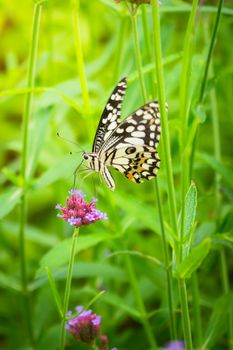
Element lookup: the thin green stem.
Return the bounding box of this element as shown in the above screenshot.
[131,4,176,339]
[19,2,42,346]
[151,0,178,237]
[179,279,192,350]
[71,0,91,112]
[154,182,177,339]
[60,229,79,350]
[211,81,232,348]
[179,0,199,259]
[113,17,127,83]
[191,272,202,347]
[130,11,147,101]
[152,1,192,347]
[199,0,224,103]
[141,5,156,98]
[123,241,158,350]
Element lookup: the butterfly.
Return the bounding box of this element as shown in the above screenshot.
[82,77,161,191]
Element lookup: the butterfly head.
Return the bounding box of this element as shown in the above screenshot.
[82,152,100,172]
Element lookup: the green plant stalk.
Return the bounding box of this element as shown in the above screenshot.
[131,11,147,101]
[141,5,155,97]
[179,279,192,350]
[123,242,158,350]
[71,0,90,112]
[154,182,177,339]
[210,73,232,349]
[19,2,42,345]
[151,0,178,239]
[113,17,127,83]
[60,228,79,350]
[199,0,224,103]
[179,0,199,260]
[191,272,202,346]
[152,1,192,347]
[131,5,176,339]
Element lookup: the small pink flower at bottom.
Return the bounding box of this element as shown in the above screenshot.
[56,190,108,228]
[165,340,185,350]
[66,306,101,345]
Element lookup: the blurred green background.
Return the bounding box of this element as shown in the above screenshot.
[0,0,232,349]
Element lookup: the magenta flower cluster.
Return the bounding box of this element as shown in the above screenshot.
[66,306,117,350]
[66,306,101,344]
[56,190,107,227]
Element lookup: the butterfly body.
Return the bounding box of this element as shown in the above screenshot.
[82,78,161,191]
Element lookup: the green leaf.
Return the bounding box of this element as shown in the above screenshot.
[0,187,22,219]
[203,293,233,348]
[199,153,233,189]
[36,232,114,278]
[45,267,63,318]
[183,182,197,240]
[176,239,211,278]
[102,292,141,320]
[0,272,21,292]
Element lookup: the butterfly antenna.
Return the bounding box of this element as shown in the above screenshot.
[57,132,85,152]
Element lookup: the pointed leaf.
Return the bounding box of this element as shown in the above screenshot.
[36,233,114,278]
[176,239,211,278]
[203,293,233,348]
[0,188,22,219]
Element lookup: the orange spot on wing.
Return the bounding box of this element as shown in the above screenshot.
[127,173,134,180]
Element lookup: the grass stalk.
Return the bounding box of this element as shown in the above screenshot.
[130,10,147,101]
[152,0,193,346]
[179,0,199,258]
[60,228,79,350]
[151,0,178,238]
[19,2,42,345]
[71,0,91,112]
[199,0,224,103]
[130,4,176,339]
[210,68,232,349]
[191,272,202,346]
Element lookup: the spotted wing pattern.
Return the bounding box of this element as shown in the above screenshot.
[98,102,161,183]
[92,77,127,153]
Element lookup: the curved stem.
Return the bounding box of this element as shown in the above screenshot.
[130,11,147,101]
[71,0,91,112]
[19,2,42,346]
[60,228,79,350]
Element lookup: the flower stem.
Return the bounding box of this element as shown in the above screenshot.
[151,1,193,346]
[60,228,79,350]
[129,3,176,341]
[19,2,42,346]
[151,0,178,238]
[179,279,192,350]
[199,0,224,103]
[191,272,202,347]
[130,10,147,102]
[71,0,91,112]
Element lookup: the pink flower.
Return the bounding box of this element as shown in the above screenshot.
[66,306,101,345]
[56,190,108,227]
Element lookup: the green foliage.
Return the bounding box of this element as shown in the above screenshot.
[0,0,232,349]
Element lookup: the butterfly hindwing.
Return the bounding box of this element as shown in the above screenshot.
[92,77,127,153]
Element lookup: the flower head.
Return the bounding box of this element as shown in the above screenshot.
[56,190,108,227]
[66,306,101,345]
[165,340,185,350]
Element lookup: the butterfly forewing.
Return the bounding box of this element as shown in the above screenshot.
[98,102,161,184]
[92,77,127,153]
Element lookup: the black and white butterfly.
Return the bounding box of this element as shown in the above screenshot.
[82,77,161,191]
